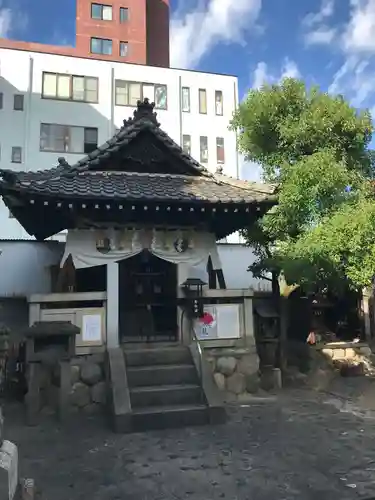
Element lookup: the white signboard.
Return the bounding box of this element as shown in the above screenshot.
[194,304,241,340]
[82,314,102,343]
[216,304,241,339]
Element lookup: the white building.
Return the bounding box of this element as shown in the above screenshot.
[0,47,240,240]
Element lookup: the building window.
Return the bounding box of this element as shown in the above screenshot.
[14,94,24,111]
[91,3,112,20]
[200,136,208,163]
[120,7,129,22]
[216,137,225,164]
[155,84,167,109]
[84,127,99,153]
[199,89,207,114]
[11,146,22,163]
[119,41,128,57]
[115,80,167,109]
[90,37,112,55]
[182,135,191,155]
[42,73,99,103]
[0,93,3,109]
[181,87,190,112]
[215,90,223,116]
[40,124,98,154]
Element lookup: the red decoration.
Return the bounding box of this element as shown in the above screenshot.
[201,312,214,325]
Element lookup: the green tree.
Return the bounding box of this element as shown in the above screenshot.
[230,78,374,294]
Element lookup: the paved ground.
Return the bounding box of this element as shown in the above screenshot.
[5,387,375,500]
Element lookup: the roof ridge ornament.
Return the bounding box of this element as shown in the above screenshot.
[123,98,160,128]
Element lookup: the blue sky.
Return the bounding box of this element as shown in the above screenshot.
[0,0,372,106]
[0,0,374,179]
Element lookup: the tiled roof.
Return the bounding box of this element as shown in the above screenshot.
[0,99,277,205]
[8,170,275,204]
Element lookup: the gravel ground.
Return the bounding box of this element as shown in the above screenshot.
[4,388,375,500]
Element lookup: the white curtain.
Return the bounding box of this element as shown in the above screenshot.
[61,228,222,270]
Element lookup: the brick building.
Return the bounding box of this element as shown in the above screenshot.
[0,0,170,67]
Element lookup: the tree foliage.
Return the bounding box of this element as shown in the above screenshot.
[230,78,375,292]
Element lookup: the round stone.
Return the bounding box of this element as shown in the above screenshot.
[91,381,107,404]
[70,382,91,408]
[226,373,246,395]
[213,372,226,391]
[216,357,237,376]
[80,363,102,386]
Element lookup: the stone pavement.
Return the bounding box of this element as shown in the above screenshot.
[4,388,375,500]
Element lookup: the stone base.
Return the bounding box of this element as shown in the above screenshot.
[25,354,107,422]
[260,368,282,391]
[205,346,262,403]
[0,440,18,500]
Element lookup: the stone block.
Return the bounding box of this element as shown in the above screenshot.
[322,348,334,360]
[0,440,18,500]
[226,373,246,395]
[237,354,259,376]
[70,382,91,408]
[216,357,237,376]
[80,363,102,386]
[260,368,282,391]
[344,348,357,359]
[245,373,260,394]
[213,372,226,391]
[331,349,346,360]
[358,346,373,357]
[91,381,106,404]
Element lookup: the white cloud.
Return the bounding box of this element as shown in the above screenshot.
[326,0,375,112]
[251,58,300,89]
[343,0,375,54]
[0,3,11,37]
[302,0,336,46]
[0,1,28,38]
[328,56,375,107]
[303,0,335,28]
[170,0,262,69]
[304,26,336,45]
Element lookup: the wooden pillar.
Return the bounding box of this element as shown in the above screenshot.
[56,254,76,293]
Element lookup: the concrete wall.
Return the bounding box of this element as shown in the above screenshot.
[0,241,63,297]
[0,47,239,239]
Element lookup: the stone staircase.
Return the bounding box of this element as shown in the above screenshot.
[106,344,226,433]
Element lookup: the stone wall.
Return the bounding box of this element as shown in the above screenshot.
[205,347,260,403]
[37,354,106,415]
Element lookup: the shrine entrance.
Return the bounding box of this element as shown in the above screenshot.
[118,250,178,342]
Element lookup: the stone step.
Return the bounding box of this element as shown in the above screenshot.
[130,383,205,408]
[124,346,192,367]
[127,364,198,387]
[132,404,209,431]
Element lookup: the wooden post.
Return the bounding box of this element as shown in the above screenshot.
[58,361,71,422]
[25,364,41,426]
[279,297,288,375]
